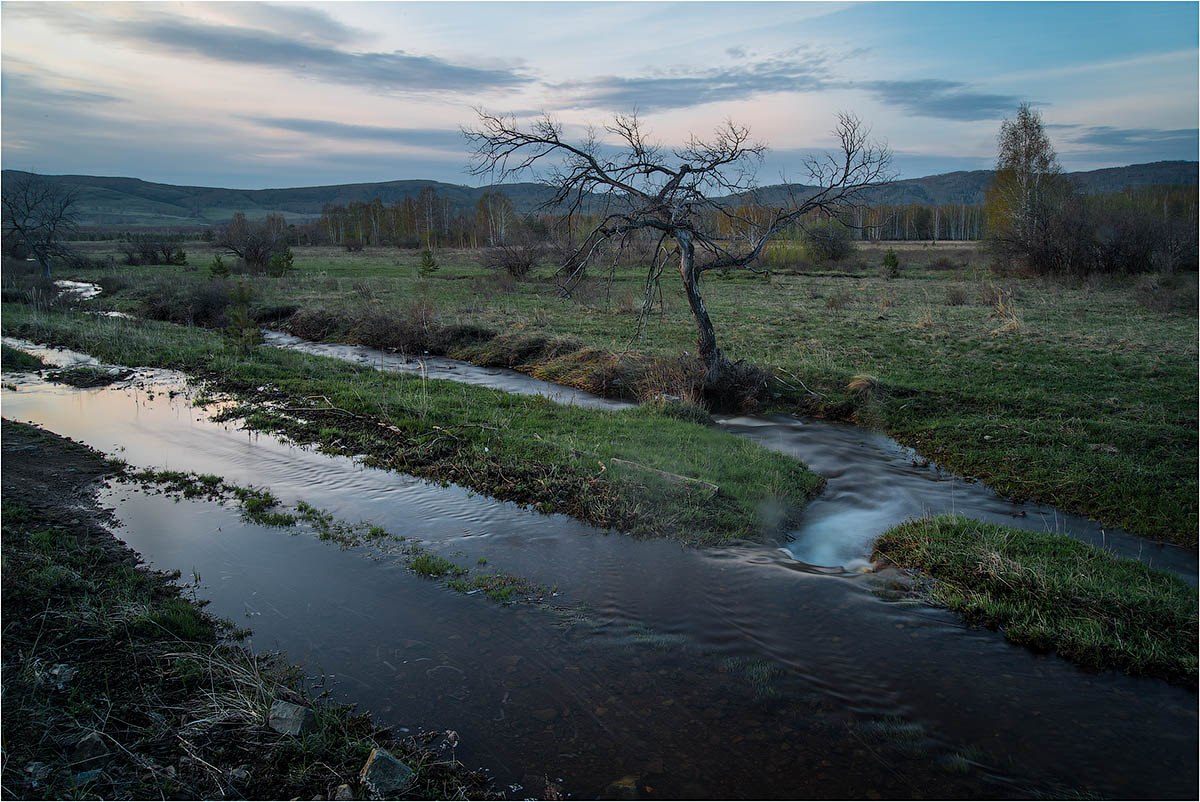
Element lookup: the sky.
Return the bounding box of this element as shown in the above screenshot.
[2,1,1197,189]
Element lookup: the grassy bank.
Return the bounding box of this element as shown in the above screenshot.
[0,419,493,800]
[1,305,823,546]
[873,515,1198,685]
[56,241,1197,545]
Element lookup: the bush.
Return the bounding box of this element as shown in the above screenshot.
[209,254,230,279]
[268,248,295,277]
[880,249,900,279]
[138,279,231,328]
[802,220,855,262]
[481,239,544,278]
[418,248,439,278]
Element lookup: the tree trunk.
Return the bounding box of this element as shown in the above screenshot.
[676,231,725,387]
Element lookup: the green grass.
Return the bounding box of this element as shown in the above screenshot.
[408,552,469,579]
[1,342,47,372]
[2,304,823,546]
[60,242,1196,544]
[873,515,1198,684]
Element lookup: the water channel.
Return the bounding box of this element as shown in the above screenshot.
[2,328,1196,799]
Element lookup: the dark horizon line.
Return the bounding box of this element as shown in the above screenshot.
[4,159,1197,195]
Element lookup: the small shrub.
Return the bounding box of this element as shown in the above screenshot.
[344,238,364,253]
[225,281,262,352]
[209,254,230,279]
[929,255,957,271]
[945,284,969,305]
[802,220,855,262]
[481,240,544,278]
[268,248,295,277]
[418,248,439,278]
[880,249,900,279]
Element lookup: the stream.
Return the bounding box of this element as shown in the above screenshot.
[261,330,1196,580]
[1,328,1196,799]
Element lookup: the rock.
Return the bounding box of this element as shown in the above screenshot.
[269,700,317,736]
[24,761,50,787]
[72,732,109,767]
[48,663,78,690]
[359,748,414,796]
[73,769,103,785]
[333,783,355,800]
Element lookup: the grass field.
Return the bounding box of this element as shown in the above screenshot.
[58,240,1197,546]
[874,515,1197,685]
[1,303,822,547]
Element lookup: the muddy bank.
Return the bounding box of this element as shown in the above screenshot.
[0,419,494,800]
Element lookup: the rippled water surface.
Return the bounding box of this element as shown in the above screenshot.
[2,336,1196,799]
[263,330,1196,579]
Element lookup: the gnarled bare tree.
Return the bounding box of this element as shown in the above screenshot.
[2,172,78,279]
[464,110,891,393]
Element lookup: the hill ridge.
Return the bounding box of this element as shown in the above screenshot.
[3,161,1195,228]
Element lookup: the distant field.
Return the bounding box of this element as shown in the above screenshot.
[64,240,1199,545]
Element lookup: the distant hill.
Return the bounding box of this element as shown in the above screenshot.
[749,160,1199,207]
[3,161,1195,228]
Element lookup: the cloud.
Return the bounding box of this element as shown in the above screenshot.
[245,117,465,151]
[1051,125,1199,165]
[203,2,365,46]
[12,3,527,94]
[854,79,1022,121]
[556,51,831,111]
[1,70,124,106]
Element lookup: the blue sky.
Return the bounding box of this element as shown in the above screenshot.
[2,1,1196,189]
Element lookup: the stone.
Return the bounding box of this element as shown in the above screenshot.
[333,783,355,800]
[359,748,414,796]
[268,700,316,736]
[72,732,109,767]
[72,769,103,785]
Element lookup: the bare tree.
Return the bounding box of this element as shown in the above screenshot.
[2,172,78,279]
[464,111,891,392]
[216,212,290,273]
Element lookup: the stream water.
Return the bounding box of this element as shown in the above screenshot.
[2,332,1196,799]
[262,330,1196,580]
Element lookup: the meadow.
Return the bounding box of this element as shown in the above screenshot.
[66,238,1199,547]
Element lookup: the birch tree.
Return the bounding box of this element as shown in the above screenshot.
[984,103,1070,266]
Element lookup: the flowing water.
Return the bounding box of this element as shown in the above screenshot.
[2,334,1196,799]
[262,331,1196,580]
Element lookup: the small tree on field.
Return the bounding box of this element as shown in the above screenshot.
[984,103,1071,269]
[216,212,289,272]
[464,110,891,394]
[418,248,439,278]
[1,172,78,278]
